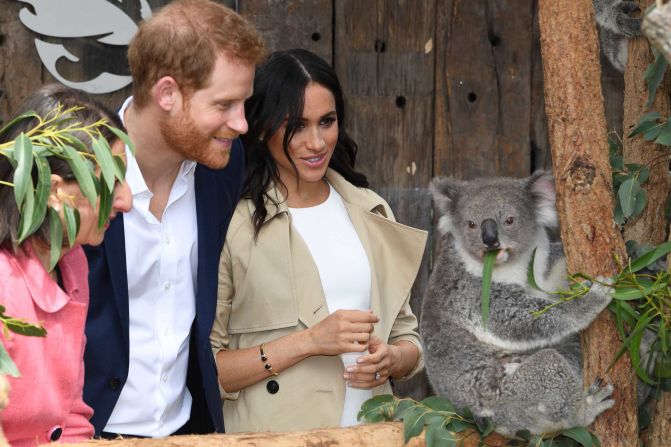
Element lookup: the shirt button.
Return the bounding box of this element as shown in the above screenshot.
[164,282,171,290]
[266,380,279,394]
[48,426,62,441]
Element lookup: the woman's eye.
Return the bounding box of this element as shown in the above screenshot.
[321,117,336,127]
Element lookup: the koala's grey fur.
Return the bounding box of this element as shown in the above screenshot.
[593,0,642,72]
[420,172,614,436]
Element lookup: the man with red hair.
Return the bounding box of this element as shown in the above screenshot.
[83,0,264,437]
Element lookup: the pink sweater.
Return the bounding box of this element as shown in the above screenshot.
[0,244,94,446]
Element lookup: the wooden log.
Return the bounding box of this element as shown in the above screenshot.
[537,0,638,446]
[51,422,509,447]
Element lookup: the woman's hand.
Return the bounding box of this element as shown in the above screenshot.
[343,335,402,389]
[305,309,378,356]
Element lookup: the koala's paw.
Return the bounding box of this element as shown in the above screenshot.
[585,276,614,306]
[616,1,642,37]
[575,379,614,426]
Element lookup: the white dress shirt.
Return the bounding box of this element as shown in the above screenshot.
[289,183,373,427]
[104,97,198,437]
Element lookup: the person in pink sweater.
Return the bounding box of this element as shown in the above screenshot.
[0,85,132,446]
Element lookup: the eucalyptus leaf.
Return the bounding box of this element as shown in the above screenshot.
[394,399,416,419]
[0,343,20,378]
[618,179,642,218]
[105,125,136,155]
[613,201,625,225]
[421,396,456,412]
[12,133,33,208]
[2,317,47,337]
[561,426,593,446]
[15,175,35,244]
[624,240,671,274]
[92,136,116,191]
[47,206,63,272]
[62,203,79,247]
[655,119,671,146]
[62,145,97,207]
[403,406,429,443]
[644,48,669,108]
[97,181,112,229]
[481,250,498,329]
[527,248,543,291]
[643,124,663,141]
[25,155,51,237]
[357,394,396,423]
[630,188,647,218]
[0,111,38,137]
[425,420,456,447]
[628,119,660,138]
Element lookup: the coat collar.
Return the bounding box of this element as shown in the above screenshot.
[254,170,427,337]
[249,169,388,222]
[11,242,86,313]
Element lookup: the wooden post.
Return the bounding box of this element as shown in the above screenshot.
[537,0,638,445]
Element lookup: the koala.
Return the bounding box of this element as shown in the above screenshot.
[420,172,614,436]
[593,0,642,72]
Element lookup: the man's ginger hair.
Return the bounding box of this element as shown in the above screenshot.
[128,0,265,108]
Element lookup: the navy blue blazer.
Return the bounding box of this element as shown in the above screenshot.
[83,140,244,435]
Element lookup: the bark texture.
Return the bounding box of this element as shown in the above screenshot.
[624,2,671,445]
[52,423,508,447]
[538,0,638,445]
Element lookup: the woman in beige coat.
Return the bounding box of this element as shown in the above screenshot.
[210,49,427,433]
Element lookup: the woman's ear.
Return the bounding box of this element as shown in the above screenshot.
[153,76,181,112]
[47,174,65,212]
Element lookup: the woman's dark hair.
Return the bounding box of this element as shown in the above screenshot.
[241,48,369,237]
[0,83,123,251]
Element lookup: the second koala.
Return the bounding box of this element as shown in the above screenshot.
[420,172,614,436]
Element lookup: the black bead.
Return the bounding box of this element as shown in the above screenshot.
[266,380,279,394]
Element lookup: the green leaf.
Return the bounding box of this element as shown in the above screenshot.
[628,119,660,138]
[660,319,668,354]
[25,155,51,237]
[613,201,625,225]
[105,125,135,155]
[12,133,33,208]
[62,144,97,207]
[655,119,671,146]
[0,111,37,138]
[425,420,456,447]
[403,406,429,443]
[630,188,647,218]
[612,279,667,301]
[2,317,47,337]
[561,426,593,446]
[475,416,494,437]
[62,203,79,247]
[97,181,112,230]
[481,250,498,329]
[15,175,35,244]
[644,124,663,141]
[113,154,126,182]
[421,396,456,412]
[624,241,671,274]
[447,419,472,433]
[357,394,396,423]
[644,49,669,108]
[527,248,543,291]
[47,206,63,272]
[618,179,642,218]
[92,136,116,191]
[393,399,417,420]
[0,343,20,377]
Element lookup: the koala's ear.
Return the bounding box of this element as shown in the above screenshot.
[430,177,460,213]
[430,177,462,234]
[527,171,558,228]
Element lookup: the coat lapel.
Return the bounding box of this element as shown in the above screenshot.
[104,213,130,336]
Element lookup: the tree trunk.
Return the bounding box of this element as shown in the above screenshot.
[538,0,638,445]
[624,1,671,445]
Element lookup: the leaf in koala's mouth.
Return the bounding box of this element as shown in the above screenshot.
[481,249,499,329]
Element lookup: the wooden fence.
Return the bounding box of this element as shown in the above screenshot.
[0,0,624,400]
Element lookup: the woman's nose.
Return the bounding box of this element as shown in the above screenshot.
[111,180,133,215]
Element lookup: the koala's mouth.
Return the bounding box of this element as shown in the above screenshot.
[481,247,511,264]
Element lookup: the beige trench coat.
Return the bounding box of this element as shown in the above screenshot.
[211,169,428,433]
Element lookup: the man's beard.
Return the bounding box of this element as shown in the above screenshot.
[159,107,233,169]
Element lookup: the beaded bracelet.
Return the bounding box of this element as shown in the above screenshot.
[259,343,279,376]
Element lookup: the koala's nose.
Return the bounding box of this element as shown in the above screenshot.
[481,218,500,248]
